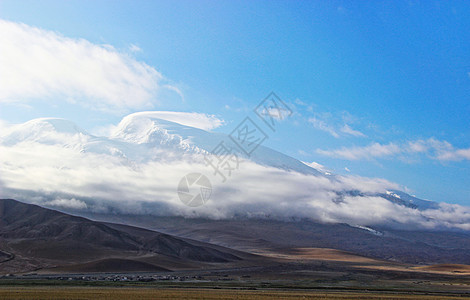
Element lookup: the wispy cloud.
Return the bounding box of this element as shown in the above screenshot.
[437,148,470,161]
[129,44,142,53]
[341,124,366,137]
[308,116,340,138]
[307,112,366,138]
[0,19,181,114]
[317,138,470,162]
[293,98,314,112]
[317,142,401,160]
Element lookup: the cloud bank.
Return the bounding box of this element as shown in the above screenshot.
[1,115,469,231]
[0,19,180,113]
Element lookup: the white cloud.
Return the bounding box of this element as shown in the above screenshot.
[0,141,399,222]
[421,203,470,231]
[341,124,366,137]
[0,19,181,114]
[45,198,88,210]
[308,113,365,138]
[269,107,291,120]
[308,116,340,138]
[293,98,313,112]
[407,140,430,153]
[129,44,142,53]
[317,142,401,160]
[113,111,224,132]
[436,148,470,161]
[317,138,470,162]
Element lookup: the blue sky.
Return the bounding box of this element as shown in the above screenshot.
[0,0,469,205]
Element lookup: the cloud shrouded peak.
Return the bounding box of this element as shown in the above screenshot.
[0,19,180,113]
[108,111,224,151]
[0,118,89,146]
[1,114,470,230]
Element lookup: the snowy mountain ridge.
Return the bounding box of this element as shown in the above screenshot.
[0,112,439,214]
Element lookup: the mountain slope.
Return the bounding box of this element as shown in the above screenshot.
[0,199,243,274]
[84,213,470,265]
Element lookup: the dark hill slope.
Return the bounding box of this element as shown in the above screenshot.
[0,199,242,274]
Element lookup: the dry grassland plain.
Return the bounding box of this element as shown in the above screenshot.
[0,287,469,300]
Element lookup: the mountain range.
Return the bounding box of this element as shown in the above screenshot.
[0,198,252,274]
[1,112,470,274]
[0,112,454,217]
[1,198,470,277]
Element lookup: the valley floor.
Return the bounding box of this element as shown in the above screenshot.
[2,246,470,298]
[0,286,468,300]
[1,259,470,300]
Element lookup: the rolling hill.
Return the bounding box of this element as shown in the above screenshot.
[0,198,244,274]
[84,213,470,265]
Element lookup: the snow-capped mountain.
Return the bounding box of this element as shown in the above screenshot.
[0,112,433,207]
[2,111,468,230]
[1,112,321,175]
[110,112,322,175]
[382,190,440,210]
[1,118,89,146]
